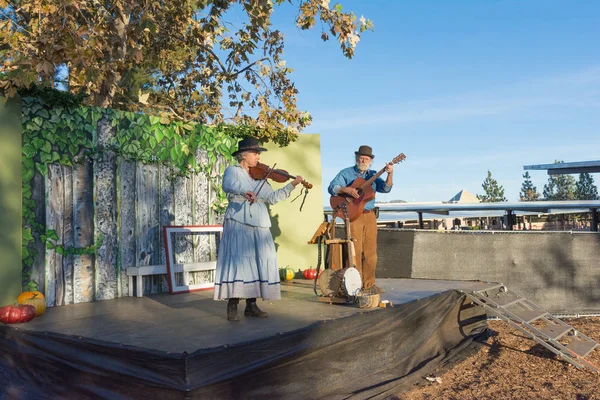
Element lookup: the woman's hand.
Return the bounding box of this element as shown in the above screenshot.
[292,175,303,187]
[245,191,257,203]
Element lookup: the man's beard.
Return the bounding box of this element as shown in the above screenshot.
[356,163,369,172]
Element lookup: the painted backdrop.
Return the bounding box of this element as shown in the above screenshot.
[15,98,323,307]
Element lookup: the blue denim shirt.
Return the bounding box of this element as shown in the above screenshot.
[328,166,392,211]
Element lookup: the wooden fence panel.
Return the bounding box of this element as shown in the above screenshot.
[73,161,95,303]
[95,115,118,300]
[61,165,74,305]
[29,113,230,304]
[39,158,225,303]
[118,158,136,297]
[174,175,194,286]
[136,162,160,296]
[45,164,63,307]
[192,150,212,284]
[158,165,173,292]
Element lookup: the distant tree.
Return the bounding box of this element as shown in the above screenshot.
[542,161,576,200]
[477,171,507,202]
[575,173,598,200]
[519,171,539,201]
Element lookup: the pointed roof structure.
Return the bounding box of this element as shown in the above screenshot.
[447,189,479,203]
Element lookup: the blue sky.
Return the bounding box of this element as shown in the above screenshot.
[269,0,600,203]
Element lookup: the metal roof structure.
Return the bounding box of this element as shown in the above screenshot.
[523,160,600,175]
[325,200,600,231]
[373,200,600,214]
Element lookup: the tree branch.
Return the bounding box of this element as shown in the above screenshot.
[196,43,229,75]
[190,38,269,80]
[228,57,269,79]
[136,101,186,120]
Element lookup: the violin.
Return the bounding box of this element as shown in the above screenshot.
[249,162,313,189]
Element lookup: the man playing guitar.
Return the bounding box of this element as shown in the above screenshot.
[328,145,395,295]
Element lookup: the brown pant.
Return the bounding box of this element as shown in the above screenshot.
[350,211,378,289]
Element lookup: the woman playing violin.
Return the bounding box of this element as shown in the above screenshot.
[213,137,303,321]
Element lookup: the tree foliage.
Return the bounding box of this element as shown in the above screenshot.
[575,172,598,200]
[477,170,507,202]
[542,161,576,201]
[0,0,373,145]
[519,171,539,201]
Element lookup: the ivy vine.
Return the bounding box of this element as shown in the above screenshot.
[21,96,237,291]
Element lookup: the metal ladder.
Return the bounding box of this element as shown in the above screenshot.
[461,282,599,373]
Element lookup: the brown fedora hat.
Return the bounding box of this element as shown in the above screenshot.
[355,145,374,159]
[232,137,268,156]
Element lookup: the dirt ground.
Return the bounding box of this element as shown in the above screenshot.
[399,317,600,400]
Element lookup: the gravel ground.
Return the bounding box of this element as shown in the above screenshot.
[398,317,600,400]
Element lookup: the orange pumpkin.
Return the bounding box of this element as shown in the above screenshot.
[17,291,45,304]
[17,291,46,316]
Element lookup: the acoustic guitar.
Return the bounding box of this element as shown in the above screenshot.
[330,153,406,221]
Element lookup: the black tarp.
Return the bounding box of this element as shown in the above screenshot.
[0,290,487,399]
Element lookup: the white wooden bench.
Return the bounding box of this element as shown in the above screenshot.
[127,261,217,297]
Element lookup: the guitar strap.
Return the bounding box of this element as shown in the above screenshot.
[362,170,374,184]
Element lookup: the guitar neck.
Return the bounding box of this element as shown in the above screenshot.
[359,165,387,190]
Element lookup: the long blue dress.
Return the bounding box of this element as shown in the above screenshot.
[213,164,296,300]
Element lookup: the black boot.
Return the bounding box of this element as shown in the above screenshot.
[244,298,268,318]
[227,298,239,321]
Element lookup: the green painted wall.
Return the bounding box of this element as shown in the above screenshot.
[0,97,22,306]
[263,134,324,276]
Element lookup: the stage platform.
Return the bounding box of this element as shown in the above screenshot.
[1,278,489,399]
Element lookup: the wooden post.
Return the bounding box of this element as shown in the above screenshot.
[73,160,95,303]
[119,158,136,297]
[95,114,118,300]
[46,164,64,307]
